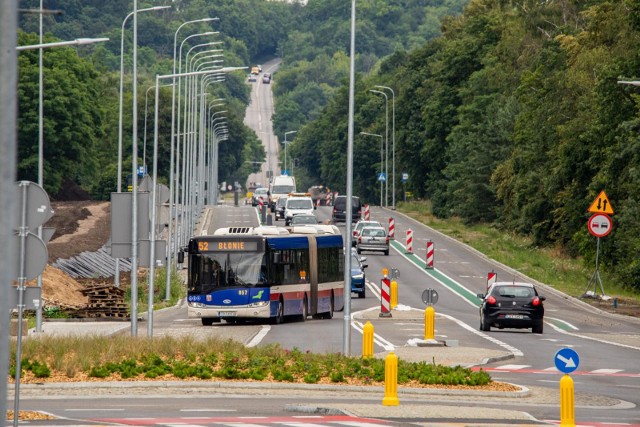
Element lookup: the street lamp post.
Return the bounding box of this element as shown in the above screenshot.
[115,5,169,290]
[375,85,395,209]
[369,89,389,208]
[16,35,108,333]
[168,20,219,294]
[360,132,384,206]
[149,68,229,337]
[284,130,297,175]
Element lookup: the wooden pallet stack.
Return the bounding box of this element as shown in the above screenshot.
[74,285,129,319]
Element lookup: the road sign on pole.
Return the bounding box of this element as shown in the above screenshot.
[555,348,579,374]
[588,213,613,238]
[588,190,614,215]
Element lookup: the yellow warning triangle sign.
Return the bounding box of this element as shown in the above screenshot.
[588,190,614,215]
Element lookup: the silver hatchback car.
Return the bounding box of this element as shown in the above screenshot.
[356,226,389,256]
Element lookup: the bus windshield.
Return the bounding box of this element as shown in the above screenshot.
[189,252,266,294]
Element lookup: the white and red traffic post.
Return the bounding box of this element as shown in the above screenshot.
[487,270,497,289]
[388,217,395,239]
[425,240,434,269]
[380,268,392,317]
[406,229,413,254]
[363,204,370,220]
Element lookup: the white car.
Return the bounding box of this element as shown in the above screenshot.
[284,195,315,226]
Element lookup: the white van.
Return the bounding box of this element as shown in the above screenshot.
[269,175,296,209]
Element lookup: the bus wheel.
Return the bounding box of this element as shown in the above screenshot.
[202,317,218,326]
[323,295,334,319]
[273,299,284,324]
[299,297,308,322]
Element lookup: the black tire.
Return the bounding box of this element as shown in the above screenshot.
[359,289,366,299]
[532,323,543,334]
[299,297,308,322]
[357,248,362,254]
[202,317,217,326]
[322,294,334,319]
[480,317,490,332]
[384,249,389,256]
[273,299,284,324]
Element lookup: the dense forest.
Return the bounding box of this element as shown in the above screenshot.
[15,0,640,290]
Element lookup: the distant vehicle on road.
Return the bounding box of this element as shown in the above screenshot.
[350,249,368,299]
[331,195,361,223]
[284,193,315,226]
[352,219,383,246]
[247,73,257,82]
[289,213,319,225]
[269,174,296,210]
[274,197,287,221]
[262,73,271,84]
[251,66,260,75]
[355,226,389,256]
[477,282,545,334]
[252,187,270,207]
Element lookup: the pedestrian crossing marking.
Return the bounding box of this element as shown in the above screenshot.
[589,368,624,374]
[495,364,530,370]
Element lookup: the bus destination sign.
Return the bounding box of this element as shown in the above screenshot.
[198,240,259,252]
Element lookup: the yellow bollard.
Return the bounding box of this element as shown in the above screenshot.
[559,374,576,427]
[424,306,435,340]
[382,352,400,406]
[390,279,398,309]
[362,321,374,359]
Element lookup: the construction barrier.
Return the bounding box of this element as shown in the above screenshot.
[388,217,395,239]
[380,268,392,317]
[325,193,332,205]
[487,270,497,289]
[363,204,370,220]
[426,240,434,269]
[424,305,435,340]
[406,229,413,254]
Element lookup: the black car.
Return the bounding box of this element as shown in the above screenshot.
[477,282,545,333]
[331,195,361,223]
[274,197,287,221]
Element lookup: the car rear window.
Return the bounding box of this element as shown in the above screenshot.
[363,228,385,237]
[495,286,533,298]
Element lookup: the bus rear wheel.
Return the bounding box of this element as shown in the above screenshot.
[299,297,308,322]
[322,294,334,319]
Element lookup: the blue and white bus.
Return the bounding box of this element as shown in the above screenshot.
[187,226,345,325]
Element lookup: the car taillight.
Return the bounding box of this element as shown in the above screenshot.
[385,237,389,244]
[358,237,362,243]
[486,295,497,305]
[531,297,541,306]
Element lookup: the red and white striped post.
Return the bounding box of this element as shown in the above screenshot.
[380,268,392,317]
[487,270,497,289]
[406,229,413,254]
[363,204,370,220]
[325,192,332,206]
[388,217,395,239]
[258,196,264,211]
[426,240,434,269]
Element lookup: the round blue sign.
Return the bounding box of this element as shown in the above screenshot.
[554,348,580,374]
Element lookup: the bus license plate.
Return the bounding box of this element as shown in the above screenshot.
[505,314,524,319]
[219,311,236,317]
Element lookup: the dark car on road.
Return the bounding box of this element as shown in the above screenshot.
[331,195,361,223]
[274,197,287,221]
[477,282,545,334]
[350,251,368,298]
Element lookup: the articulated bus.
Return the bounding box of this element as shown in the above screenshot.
[187,226,345,325]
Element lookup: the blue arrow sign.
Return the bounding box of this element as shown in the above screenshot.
[554,348,579,374]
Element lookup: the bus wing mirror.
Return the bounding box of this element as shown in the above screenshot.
[178,250,185,264]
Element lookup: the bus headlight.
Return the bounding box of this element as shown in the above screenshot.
[189,302,205,308]
[249,301,269,308]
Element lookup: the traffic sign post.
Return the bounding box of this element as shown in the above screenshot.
[555,348,579,426]
[584,213,613,298]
